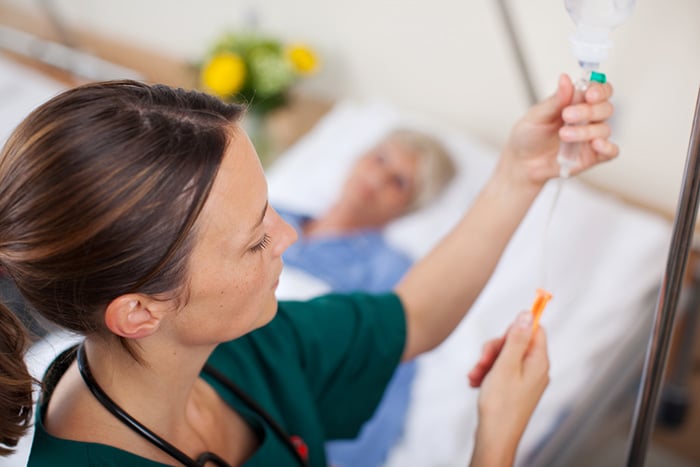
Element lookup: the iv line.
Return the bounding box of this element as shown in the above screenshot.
[540,70,607,289]
[540,178,566,289]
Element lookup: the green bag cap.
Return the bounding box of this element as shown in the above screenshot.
[589,71,606,84]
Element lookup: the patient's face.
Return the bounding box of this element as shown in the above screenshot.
[340,137,419,227]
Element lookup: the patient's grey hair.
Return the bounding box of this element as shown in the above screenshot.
[387,128,457,212]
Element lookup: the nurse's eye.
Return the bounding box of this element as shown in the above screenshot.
[250,234,271,252]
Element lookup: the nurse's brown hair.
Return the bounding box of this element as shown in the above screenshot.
[0,303,32,455]
[0,81,244,448]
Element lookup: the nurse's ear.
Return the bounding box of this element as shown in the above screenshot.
[104,295,167,339]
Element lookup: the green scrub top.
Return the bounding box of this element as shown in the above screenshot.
[28,292,406,467]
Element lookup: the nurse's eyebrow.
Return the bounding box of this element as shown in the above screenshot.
[251,200,268,231]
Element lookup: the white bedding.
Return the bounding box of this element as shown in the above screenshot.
[267,100,672,466]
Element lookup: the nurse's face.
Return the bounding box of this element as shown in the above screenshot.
[340,138,419,227]
[172,125,297,345]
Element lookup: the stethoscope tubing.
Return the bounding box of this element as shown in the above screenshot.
[77,343,310,466]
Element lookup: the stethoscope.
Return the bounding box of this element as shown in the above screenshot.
[76,343,310,467]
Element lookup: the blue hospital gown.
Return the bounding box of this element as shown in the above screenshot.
[278,207,415,467]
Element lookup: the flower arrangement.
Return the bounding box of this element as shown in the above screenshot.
[200,31,319,114]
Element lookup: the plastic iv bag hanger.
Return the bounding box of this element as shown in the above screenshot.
[558,0,636,177]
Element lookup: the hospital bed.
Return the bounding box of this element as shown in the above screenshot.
[267,100,673,466]
[0,54,674,466]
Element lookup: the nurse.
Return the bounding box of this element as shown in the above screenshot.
[0,74,616,466]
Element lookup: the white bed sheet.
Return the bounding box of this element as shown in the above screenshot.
[267,99,672,466]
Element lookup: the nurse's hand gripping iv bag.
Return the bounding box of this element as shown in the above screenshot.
[557,0,635,177]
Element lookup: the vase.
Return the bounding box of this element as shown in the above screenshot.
[242,110,274,167]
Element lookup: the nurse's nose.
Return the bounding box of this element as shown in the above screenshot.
[270,210,298,256]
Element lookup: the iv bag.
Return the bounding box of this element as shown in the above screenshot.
[564,0,636,67]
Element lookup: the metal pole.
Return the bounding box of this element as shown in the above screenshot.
[626,86,700,466]
[36,0,78,49]
[494,0,539,106]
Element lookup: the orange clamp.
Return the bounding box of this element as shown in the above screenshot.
[530,288,552,331]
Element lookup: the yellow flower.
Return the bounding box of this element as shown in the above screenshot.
[286,44,319,75]
[201,53,246,97]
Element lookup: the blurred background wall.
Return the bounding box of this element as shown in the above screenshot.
[1,0,698,218]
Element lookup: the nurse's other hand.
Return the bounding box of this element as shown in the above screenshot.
[468,334,505,388]
[469,312,549,466]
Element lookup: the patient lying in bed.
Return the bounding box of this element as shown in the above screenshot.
[269,100,672,466]
[275,128,456,467]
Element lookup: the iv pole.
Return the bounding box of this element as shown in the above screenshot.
[626,86,700,466]
[494,0,539,106]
